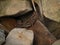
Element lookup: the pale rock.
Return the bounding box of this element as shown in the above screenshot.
[5,28,34,45]
[42,0,60,22]
[0,0,32,17]
[0,29,5,45]
[52,40,60,45]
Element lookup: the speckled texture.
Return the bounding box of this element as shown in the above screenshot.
[5,28,34,45]
[0,0,32,17]
[0,29,5,45]
[42,0,60,22]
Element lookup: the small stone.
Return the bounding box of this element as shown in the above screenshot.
[0,29,5,45]
[5,28,34,45]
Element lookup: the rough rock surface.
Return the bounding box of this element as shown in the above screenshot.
[0,0,32,17]
[42,0,60,22]
[5,28,34,45]
[0,29,5,45]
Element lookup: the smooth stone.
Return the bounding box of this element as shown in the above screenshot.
[42,0,60,22]
[0,0,32,17]
[0,29,5,45]
[5,28,34,45]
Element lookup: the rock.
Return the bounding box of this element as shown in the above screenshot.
[0,24,7,31]
[52,40,60,45]
[0,29,5,45]
[0,18,17,32]
[28,20,56,45]
[0,0,32,17]
[44,17,60,39]
[42,0,60,22]
[5,28,34,45]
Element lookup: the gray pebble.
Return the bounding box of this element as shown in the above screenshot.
[0,29,5,45]
[5,28,34,45]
